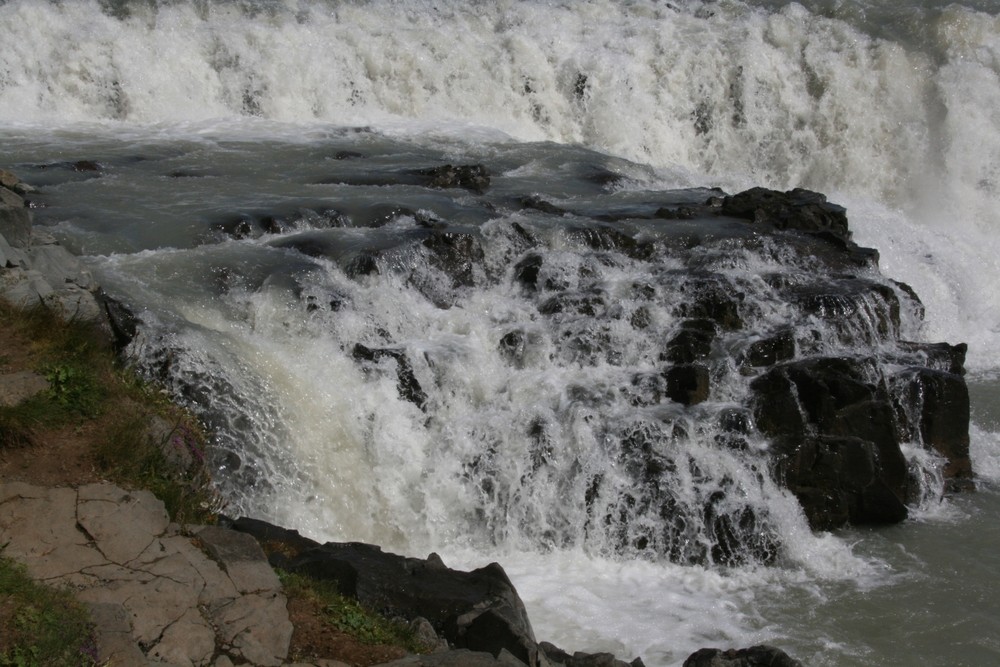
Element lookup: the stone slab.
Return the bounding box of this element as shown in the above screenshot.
[197,524,281,593]
[78,483,169,564]
[87,602,149,667]
[0,370,49,407]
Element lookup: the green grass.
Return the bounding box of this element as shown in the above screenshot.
[0,301,219,523]
[278,570,429,653]
[0,556,98,667]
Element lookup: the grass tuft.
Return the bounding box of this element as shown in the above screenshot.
[278,570,429,653]
[0,555,99,667]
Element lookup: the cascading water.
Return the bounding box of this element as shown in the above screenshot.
[4,0,1000,664]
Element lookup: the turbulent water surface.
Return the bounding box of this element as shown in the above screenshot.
[4,1,1000,665]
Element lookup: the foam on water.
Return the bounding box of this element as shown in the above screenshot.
[6,0,1000,664]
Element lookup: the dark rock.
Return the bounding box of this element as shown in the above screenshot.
[352,343,428,410]
[540,641,644,667]
[663,319,717,363]
[684,645,802,667]
[742,329,795,367]
[513,253,544,291]
[521,196,568,216]
[99,292,139,353]
[568,225,654,261]
[675,275,743,330]
[422,231,485,287]
[664,364,710,406]
[345,252,381,278]
[499,330,527,367]
[721,187,851,245]
[895,367,972,485]
[73,160,102,173]
[751,357,911,529]
[774,435,908,530]
[539,290,606,317]
[896,341,966,376]
[292,543,535,663]
[418,164,491,193]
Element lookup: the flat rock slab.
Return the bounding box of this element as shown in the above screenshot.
[0,370,49,406]
[0,482,292,667]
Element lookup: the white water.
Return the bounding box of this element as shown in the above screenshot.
[5,0,1000,665]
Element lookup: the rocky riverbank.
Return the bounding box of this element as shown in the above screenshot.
[1,167,806,667]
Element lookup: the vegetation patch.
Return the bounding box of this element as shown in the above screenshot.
[278,570,429,654]
[0,555,98,667]
[0,301,218,523]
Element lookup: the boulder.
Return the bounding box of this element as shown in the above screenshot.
[227,519,540,666]
[684,645,802,667]
[417,164,491,193]
[422,231,485,288]
[721,187,850,245]
[0,185,32,248]
[751,357,910,529]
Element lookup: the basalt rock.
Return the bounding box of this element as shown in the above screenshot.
[352,343,428,411]
[227,518,543,666]
[721,186,850,245]
[751,357,910,529]
[684,645,802,667]
[422,230,485,288]
[418,164,491,193]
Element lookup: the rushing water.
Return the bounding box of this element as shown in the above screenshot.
[4,1,1000,665]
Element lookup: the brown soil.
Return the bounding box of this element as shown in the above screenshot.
[0,314,407,666]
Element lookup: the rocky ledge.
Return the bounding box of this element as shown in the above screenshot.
[1,168,804,666]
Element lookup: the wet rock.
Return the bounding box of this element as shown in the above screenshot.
[568,224,654,261]
[418,164,491,193]
[752,357,911,529]
[352,343,428,410]
[664,364,710,406]
[513,253,544,291]
[684,645,802,667]
[520,196,569,216]
[540,641,645,667]
[230,520,538,667]
[663,319,717,363]
[721,186,850,245]
[895,367,972,486]
[100,293,139,352]
[422,230,485,287]
[675,274,743,331]
[742,329,795,368]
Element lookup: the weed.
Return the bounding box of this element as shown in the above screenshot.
[0,556,98,666]
[277,570,429,653]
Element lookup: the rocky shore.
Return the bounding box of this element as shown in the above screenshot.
[1,167,808,667]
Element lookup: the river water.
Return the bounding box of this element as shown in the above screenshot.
[3,1,1000,665]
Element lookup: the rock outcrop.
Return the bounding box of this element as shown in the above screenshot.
[0,169,103,321]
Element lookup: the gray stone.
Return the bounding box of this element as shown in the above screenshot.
[0,484,105,580]
[25,242,97,290]
[78,575,200,645]
[0,370,49,407]
[51,282,103,321]
[1,267,53,308]
[0,187,30,248]
[148,607,217,667]
[78,483,170,564]
[196,525,281,593]
[213,592,292,666]
[87,602,149,667]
